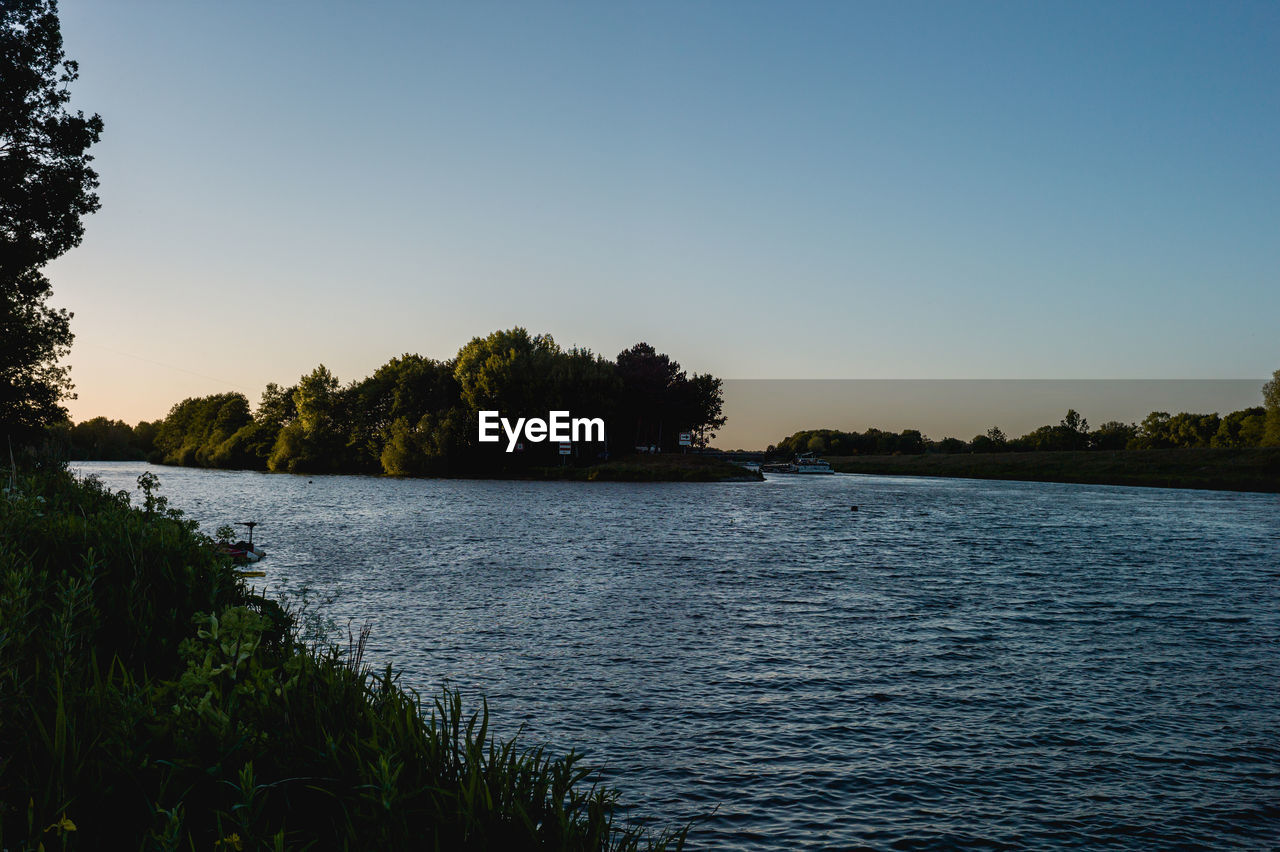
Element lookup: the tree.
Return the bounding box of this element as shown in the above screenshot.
[1165,412,1219,448]
[1264,370,1280,447]
[1016,422,1078,452]
[683,372,727,447]
[1,0,103,438]
[1131,411,1173,449]
[345,354,458,472]
[62,415,136,459]
[1090,420,1137,451]
[1059,409,1089,450]
[972,426,1007,454]
[454,328,560,414]
[1212,407,1265,448]
[267,366,350,473]
[380,416,428,476]
[152,393,251,466]
[932,436,968,454]
[615,343,688,451]
[131,419,158,457]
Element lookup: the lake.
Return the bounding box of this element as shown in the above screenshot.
[73,462,1280,850]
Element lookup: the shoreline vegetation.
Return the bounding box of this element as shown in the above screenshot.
[761,382,1280,493]
[822,448,1280,493]
[52,328,736,483]
[60,373,1279,489]
[0,462,687,848]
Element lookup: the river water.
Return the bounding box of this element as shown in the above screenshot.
[74,462,1280,850]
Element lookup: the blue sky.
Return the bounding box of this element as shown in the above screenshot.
[47,1,1279,427]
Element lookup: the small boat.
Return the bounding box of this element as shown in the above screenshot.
[762,453,835,475]
[219,521,265,565]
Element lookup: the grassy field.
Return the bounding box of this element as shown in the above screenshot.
[823,448,1280,493]
[533,454,763,482]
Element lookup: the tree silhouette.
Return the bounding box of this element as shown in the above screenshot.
[1263,370,1280,447]
[1,0,103,438]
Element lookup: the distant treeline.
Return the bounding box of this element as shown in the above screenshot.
[58,328,726,475]
[51,416,157,461]
[771,374,1280,457]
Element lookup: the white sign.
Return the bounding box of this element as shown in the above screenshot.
[558,442,572,455]
[678,432,692,446]
[477,410,605,452]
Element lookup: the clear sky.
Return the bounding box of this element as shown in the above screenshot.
[48,0,1279,430]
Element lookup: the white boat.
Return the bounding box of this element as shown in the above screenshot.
[792,453,834,474]
[761,453,834,474]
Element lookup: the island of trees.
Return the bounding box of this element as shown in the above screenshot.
[54,329,742,480]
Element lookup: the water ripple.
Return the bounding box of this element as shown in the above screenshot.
[75,463,1280,851]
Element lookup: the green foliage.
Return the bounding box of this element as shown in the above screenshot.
[133,329,726,478]
[1128,410,1221,450]
[931,437,967,454]
[378,412,469,477]
[255,382,298,432]
[1089,420,1137,451]
[293,364,340,435]
[1060,409,1089,449]
[969,434,996,453]
[0,465,686,849]
[776,384,1280,458]
[214,384,298,471]
[49,416,145,460]
[133,419,160,454]
[345,354,459,472]
[1212,407,1265,448]
[771,427,925,458]
[1167,412,1219,448]
[405,409,473,475]
[970,426,1008,454]
[0,0,103,440]
[1129,411,1172,449]
[265,365,351,474]
[153,393,254,468]
[380,416,426,476]
[455,328,561,415]
[1264,370,1280,447]
[1009,410,1091,452]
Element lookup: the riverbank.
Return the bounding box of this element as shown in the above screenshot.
[532,454,763,482]
[823,448,1280,492]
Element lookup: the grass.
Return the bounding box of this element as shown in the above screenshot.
[532,454,762,482]
[822,447,1280,493]
[0,464,687,850]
